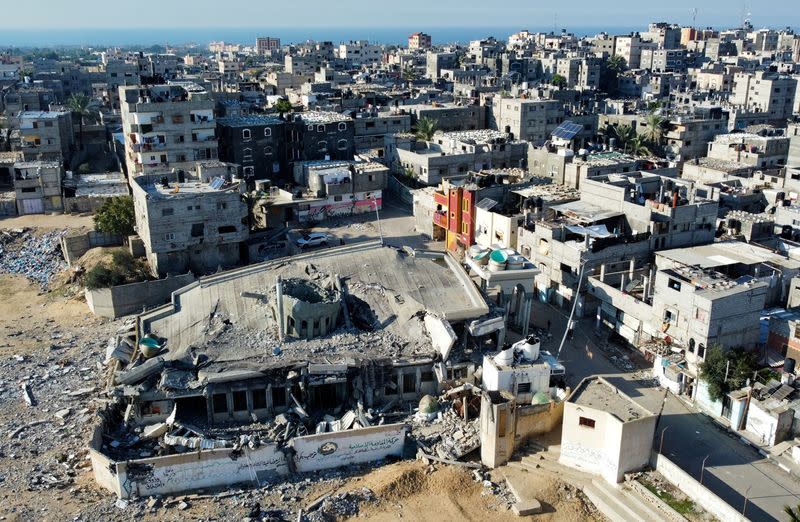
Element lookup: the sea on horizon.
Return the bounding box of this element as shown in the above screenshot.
[0,25,642,48]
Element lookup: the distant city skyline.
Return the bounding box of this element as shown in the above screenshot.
[0,0,797,31]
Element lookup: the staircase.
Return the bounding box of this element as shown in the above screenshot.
[509,445,676,522]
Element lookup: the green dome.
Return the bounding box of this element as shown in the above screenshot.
[531,391,551,405]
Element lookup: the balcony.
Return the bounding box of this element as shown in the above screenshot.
[433,210,448,228]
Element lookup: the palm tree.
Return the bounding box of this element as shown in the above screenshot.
[640,113,669,148]
[607,124,635,152]
[628,136,652,157]
[551,74,567,89]
[401,66,419,87]
[65,93,98,151]
[414,117,438,141]
[606,55,627,74]
[785,504,800,522]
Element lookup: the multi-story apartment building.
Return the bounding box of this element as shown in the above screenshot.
[402,103,484,132]
[12,160,63,214]
[287,111,355,164]
[217,115,287,181]
[425,51,458,80]
[730,71,798,121]
[351,108,411,149]
[256,37,281,55]
[408,32,432,50]
[641,22,682,49]
[120,84,217,179]
[706,131,790,169]
[613,34,646,69]
[554,57,601,90]
[131,165,248,276]
[2,87,54,116]
[489,98,565,144]
[18,111,74,163]
[639,48,687,73]
[335,41,382,67]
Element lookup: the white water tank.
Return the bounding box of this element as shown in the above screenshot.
[514,335,541,361]
[493,347,514,366]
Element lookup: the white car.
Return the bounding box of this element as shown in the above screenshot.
[296,232,331,248]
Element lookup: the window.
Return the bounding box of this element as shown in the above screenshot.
[161,208,174,217]
[271,386,287,408]
[462,198,469,212]
[334,195,343,202]
[212,393,228,414]
[421,370,434,382]
[243,148,253,162]
[318,141,328,153]
[218,225,236,234]
[264,127,272,137]
[697,343,706,359]
[243,166,255,177]
[462,222,468,234]
[317,124,325,132]
[517,382,532,393]
[163,233,175,241]
[232,390,248,412]
[668,278,682,291]
[251,389,267,409]
[216,202,227,210]
[338,122,347,131]
[403,373,416,394]
[337,139,348,150]
[688,338,695,353]
[264,146,273,156]
[579,416,596,428]
[242,129,251,141]
[191,223,204,237]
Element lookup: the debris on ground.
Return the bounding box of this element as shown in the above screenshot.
[302,487,376,521]
[0,228,67,289]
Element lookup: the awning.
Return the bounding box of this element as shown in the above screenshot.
[565,224,615,238]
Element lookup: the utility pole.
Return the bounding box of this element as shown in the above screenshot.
[371,194,383,246]
[700,454,710,485]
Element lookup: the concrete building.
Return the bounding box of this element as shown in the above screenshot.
[560,376,657,484]
[641,22,682,49]
[389,130,527,186]
[130,166,248,276]
[425,52,458,80]
[335,41,382,67]
[351,108,411,150]
[402,103,484,132]
[256,37,281,55]
[120,84,217,179]
[217,115,286,181]
[706,131,790,170]
[489,98,565,145]
[408,32,432,50]
[639,48,687,72]
[730,71,798,122]
[18,110,74,163]
[613,34,646,69]
[12,160,63,214]
[289,111,355,164]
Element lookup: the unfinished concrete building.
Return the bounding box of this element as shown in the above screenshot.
[13,160,63,214]
[18,110,74,163]
[131,166,248,276]
[89,241,504,498]
[120,84,217,179]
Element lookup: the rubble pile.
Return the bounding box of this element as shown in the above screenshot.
[414,408,480,461]
[0,228,67,289]
[302,487,376,522]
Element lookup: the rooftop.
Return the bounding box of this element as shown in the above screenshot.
[217,115,284,128]
[18,111,67,119]
[569,376,652,422]
[137,177,240,199]
[574,151,637,166]
[657,241,800,272]
[300,111,351,124]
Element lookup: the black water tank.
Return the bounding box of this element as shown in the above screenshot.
[785,357,796,374]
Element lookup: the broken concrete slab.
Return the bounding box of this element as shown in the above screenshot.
[424,314,456,361]
[142,423,169,439]
[21,383,36,406]
[115,356,166,386]
[512,500,542,516]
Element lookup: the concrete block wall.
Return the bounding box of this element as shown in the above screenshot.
[85,273,195,319]
[60,231,124,266]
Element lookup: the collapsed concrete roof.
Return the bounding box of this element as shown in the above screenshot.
[136,241,490,381]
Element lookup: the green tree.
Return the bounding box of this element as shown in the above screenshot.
[628,136,652,156]
[94,196,135,237]
[607,124,636,152]
[700,346,758,403]
[640,113,669,148]
[414,116,438,141]
[65,93,98,150]
[274,98,293,116]
[551,74,567,89]
[607,54,627,74]
[402,66,419,86]
[600,55,627,94]
[785,504,800,522]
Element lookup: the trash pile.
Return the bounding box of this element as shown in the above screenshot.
[0,228,67,289]
[302,487,376,522]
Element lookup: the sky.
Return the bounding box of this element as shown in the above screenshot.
[0,0,797,30]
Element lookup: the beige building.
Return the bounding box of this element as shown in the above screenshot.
[560,376,657,484]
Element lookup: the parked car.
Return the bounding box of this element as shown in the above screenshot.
[296,232,331,248]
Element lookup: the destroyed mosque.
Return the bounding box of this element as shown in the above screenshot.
[89,241,562,498]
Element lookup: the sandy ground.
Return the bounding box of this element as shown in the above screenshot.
[0,213,95,230]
